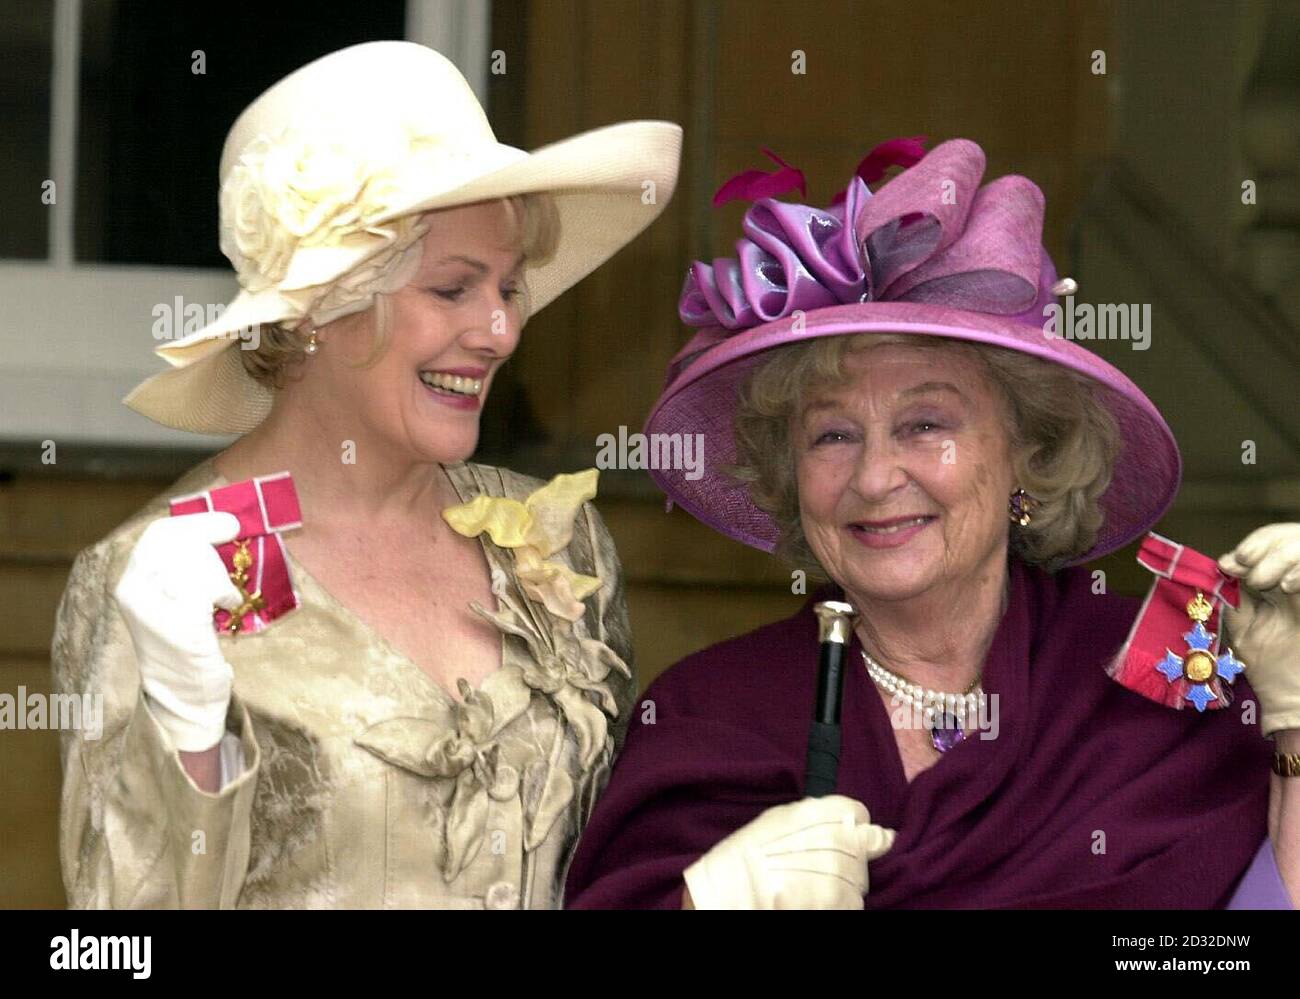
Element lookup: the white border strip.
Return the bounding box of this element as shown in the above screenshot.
[253,533,266,630]
[1137,531,1183,579]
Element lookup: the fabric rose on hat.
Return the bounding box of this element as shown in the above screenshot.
[218,123,433,326]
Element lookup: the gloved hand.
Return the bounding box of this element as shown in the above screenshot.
[683,794,896,909]
[1218,523,1300,737]
[113,512,244,752]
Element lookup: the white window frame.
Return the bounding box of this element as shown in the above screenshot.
[0,0,491,447]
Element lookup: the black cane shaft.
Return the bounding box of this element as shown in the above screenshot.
[805,640,849,796]
[812,641,848,723]
[804,722,841,797]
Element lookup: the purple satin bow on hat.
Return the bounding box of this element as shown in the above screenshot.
[679,138,1047,334]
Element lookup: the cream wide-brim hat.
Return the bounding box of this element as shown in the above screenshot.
[124,40,682,434]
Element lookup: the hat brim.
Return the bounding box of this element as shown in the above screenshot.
[127,119,682,433]
[644,301,1182,564]
[124,343,274,436]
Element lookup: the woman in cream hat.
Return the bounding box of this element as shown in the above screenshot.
[52,40,681,909]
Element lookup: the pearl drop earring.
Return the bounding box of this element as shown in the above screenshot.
[304,329,319,355]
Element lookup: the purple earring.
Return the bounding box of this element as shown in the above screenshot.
[1009,488,1038,526]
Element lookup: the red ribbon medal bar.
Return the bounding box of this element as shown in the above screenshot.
[169,472,303,635]
[1105,532,1246,712]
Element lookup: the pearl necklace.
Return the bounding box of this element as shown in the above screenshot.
[861,648,986,729]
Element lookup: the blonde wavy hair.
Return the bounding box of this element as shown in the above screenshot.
[730,333,1121,573]
[240,193,561,388]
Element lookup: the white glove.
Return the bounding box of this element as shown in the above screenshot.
[684,794,896,909]
[113,512,244,752]
[1219,523,1300,737]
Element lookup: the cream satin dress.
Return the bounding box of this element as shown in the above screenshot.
[52,460,636,909]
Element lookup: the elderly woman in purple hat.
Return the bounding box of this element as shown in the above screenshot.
[565,139,1300,909]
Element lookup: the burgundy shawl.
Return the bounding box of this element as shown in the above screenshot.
[565,558,1271,908]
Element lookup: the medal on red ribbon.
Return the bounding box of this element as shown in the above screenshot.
[169,472,303,635]
[1105,532,1246,711]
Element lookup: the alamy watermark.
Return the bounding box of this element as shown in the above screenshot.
[152,296,262,350]
[1043,297,1151,351]
[50,931,150,979]
[595,426,704,481]
[0,687,102,739]
[886,692,1000,742]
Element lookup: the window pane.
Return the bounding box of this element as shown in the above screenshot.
[75,0,406,267]
[0,0,53,259]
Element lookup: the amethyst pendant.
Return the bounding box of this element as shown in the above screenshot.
[931,713,965,753]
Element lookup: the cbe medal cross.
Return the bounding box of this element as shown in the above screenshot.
[1105,532,1247,712]
[1154,590,1246,712]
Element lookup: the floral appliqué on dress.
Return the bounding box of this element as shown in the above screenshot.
[355,467,631,881]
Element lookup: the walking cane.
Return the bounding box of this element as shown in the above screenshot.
[804,600,858,797]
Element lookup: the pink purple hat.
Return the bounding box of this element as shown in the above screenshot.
[644,138,1181,564]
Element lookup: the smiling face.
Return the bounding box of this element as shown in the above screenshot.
[309,199,528,464]
[793,339,1019,605]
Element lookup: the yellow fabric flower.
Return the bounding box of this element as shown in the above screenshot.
[443,469,603,621]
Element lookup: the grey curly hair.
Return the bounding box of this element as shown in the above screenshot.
[729,333,1121,574]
